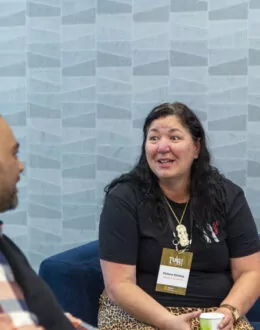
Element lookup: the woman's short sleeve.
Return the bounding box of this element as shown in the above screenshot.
[226,186,260,258]
[99,184,139,265]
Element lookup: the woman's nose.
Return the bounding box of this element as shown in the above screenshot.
[157,140,171,153]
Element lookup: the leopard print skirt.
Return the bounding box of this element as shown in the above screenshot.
[98,292,254,330]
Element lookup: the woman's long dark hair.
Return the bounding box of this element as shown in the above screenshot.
[105,102,227,240]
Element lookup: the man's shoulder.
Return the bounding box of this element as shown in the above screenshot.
[1,234,18,250]
[2,234,20,248]
[1,234,29,265]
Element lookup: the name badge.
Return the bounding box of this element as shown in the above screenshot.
[155,248,193,296]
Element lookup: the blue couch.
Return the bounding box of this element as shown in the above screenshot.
[39,241,103,327]
[39,240,260,329]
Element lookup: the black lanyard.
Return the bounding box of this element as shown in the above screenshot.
[163,197,194,251]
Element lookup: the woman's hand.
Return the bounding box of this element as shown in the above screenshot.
[216,307,234,330]
[65,312,81,327]
[65,313,88,329]
[161,310,201,330]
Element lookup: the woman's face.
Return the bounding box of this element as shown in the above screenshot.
[145,115,200,184]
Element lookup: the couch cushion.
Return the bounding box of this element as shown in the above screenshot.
[39,240,104,327]
[247,296,260,322]
[250,322,260,330]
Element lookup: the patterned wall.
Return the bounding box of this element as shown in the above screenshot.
[1,0,260,269]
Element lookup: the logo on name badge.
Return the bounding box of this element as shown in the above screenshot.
[169,256,184,267]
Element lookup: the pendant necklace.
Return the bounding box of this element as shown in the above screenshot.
[164,197,190,248]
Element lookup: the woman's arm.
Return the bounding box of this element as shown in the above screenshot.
[101,260,200,330]
[223,251,260,314]
[217,251,260,329]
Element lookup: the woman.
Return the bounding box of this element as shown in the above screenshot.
[98,102,260,330]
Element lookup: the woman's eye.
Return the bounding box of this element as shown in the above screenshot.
[171,136,180,141]
[149,136,159,141]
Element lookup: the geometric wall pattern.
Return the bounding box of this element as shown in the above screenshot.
[0,0,259,269]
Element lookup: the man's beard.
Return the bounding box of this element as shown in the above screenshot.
[0,190,18,213]
[8,193,18,210]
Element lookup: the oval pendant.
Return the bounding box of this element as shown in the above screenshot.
[176,224,189,247]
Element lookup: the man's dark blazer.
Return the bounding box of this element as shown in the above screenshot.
[0,234,74,330]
